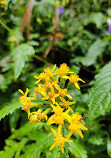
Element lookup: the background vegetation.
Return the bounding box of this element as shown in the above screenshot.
[0,0,111,157]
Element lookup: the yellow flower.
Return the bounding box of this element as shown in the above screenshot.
[0,0,7,5]
[18,88,35,105]
[55,63,73,78]
[29,114,38,123]
[33,84,46,97]
[60,97,76,109]
[66,112,88,138]
[55,84,72,100]
[18,88,37,118]
[29,109,47,122]
[63,74,85,89]
[49,125,73,153]
[34,65,56,84]
[44,64,56,78]
[18,88,29,105]
[34,72,49,84]
[41,87,59,104]
[47,103,70,125]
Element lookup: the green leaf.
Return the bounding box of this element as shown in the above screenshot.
[0,138,28,158]
[69,140,87,158]
[19,144,37,158]
[12,44,35,79]
[107,138,111,157]
[88,62,111,121]
[46,147,60,158]
[0,101,22,121]
[10,122,47,139]
[89,12,105,28]
[101,35,111,43]
[74,39,107,66]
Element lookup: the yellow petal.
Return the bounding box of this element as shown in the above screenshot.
[79,78,85,83]
[18,89,25,95]
[41,95,49,100]
[25,88,29,97]
[34,75,39,79]
[35,79,41,84]
[59,97,66,103]
[47,115,55,125]
[51,128,57,137]
[74,82,80,89]
[78,130,83,138]
[52,64,56,71]
[49,142,57,151]
[61,146,64,154]
[62,76,69,79]
[65,131,73,138]
[58,124,62,134]
[66,94,73,100]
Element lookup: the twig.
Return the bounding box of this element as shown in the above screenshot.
[43,6,60,58]
[20,0,35,42]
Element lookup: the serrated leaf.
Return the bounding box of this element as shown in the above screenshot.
[0,101,22,121]
[0,138,28,158]
[10,122,46,139]
[69,140,87,158]
[12,44,35,79]
[107,138,111,157]
[46,147,60,158]
[88,62,111,121]
[74,39,107,66]
[19,144,37,158]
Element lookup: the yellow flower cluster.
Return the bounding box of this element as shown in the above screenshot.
[18,63,88,153]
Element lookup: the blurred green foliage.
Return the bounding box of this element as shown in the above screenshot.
[0,0,111,157]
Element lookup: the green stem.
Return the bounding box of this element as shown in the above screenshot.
[0,20,12,33]
[33,54,48,64]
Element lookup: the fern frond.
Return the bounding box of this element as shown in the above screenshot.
[0,138,28,158]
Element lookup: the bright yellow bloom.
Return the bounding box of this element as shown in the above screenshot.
[63,74,85,89]
[29,114,38,123]
[18,88,30,105]
[49,125,73,153]
[29,109,47,122]
[66,112,88,138]
[42,80,58,91]
[55,84,72,100]
[33,84,46,97]
[41,87,59,104]
[34,72,49,84]
[55,63,73,78]
[18,88,37,118]
[34,65,56,84]
[60,97,76,109]
[0,0,7,5]
[44,64,56,78]
[47,103,70,125]
[18,88,35,105]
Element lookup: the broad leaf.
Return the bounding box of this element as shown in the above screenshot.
[88,61,111,121]
[12,44,35,79]
[74,39,107,66]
